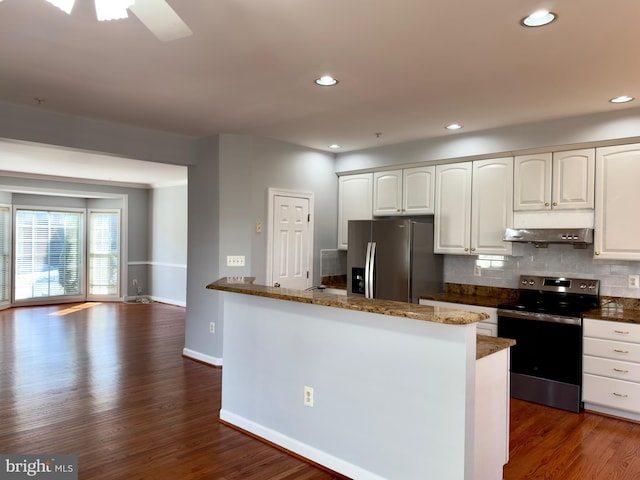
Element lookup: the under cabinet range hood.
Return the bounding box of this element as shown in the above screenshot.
[503,228,593,248]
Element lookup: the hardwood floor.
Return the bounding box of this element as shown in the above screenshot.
[1,302,639,479]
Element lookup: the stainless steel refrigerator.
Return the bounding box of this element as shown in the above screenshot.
[347,218,443,303]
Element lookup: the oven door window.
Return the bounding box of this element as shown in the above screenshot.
[498,316,582,386]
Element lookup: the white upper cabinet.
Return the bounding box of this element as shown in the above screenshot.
[373,166,435,216]
[552,149,595,209]
[514,149,595,211]
[594,143,640,260]
[434,158,513,255]
[434,162,472,254]
[471,158,514,255]
[337,173,373,250]
[514,153,551,211]
[373,170,402,216]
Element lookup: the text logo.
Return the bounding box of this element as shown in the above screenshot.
[0,455,77,480]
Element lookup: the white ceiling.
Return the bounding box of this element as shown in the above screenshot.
[0,0,639,184]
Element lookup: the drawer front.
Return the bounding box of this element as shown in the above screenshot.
[583,337,640,363]
[583,373,640,414]
[583,355,640,383]
[583,318,640,343]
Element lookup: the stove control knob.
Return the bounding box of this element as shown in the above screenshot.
[588,284,596,290]
[521,279,528,286]
[579,283,587,289]
[528,280,535,286]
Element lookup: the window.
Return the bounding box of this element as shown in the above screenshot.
[88,210,120,296]
[0,205,10,306]
[14,209,84,301]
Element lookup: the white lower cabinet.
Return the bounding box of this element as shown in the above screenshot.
[419,299,498,337]
[583,318,640,421]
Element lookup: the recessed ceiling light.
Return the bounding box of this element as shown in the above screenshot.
[328,144,341,149]
[445,123,463,130]
[521,10,557,27]
[315,76,338,87]
[610,95,634,104]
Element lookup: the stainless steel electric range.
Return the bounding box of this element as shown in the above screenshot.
[497,275,600,413]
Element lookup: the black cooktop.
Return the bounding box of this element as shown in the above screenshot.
[498,275,600,318]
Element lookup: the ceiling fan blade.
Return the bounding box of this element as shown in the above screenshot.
[129,0,192,42]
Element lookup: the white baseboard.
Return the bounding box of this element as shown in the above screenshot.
[219,410,385,480]
[182,348,222,367]
[151,295,186,307]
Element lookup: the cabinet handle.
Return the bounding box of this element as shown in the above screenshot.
[614,330,630,335]
[397,209,401,212]
[614,349,630,354]
[595,251,600,256]
[464,248,469,252]
[552,202,558,206]
[613,368,629,373]
[544,202,550,206]
[470,247,476,252]
[612,392,629,398]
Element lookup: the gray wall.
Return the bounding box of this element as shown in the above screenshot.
[149,183,188,305]
[185,137,222,362]
[184,134,337,364]
[336,107,640,173]
[219,135,337,285]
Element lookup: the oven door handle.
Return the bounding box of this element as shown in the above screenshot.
[497,309,582,326]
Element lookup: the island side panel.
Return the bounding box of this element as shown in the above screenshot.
[219,292,477,480]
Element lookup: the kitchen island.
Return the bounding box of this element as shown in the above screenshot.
[207,278,514,480]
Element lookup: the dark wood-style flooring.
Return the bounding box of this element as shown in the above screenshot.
[1,302,639,479]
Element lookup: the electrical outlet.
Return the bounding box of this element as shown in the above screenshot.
[132,278,138,287]
[303,386,314,407]
[226,255,245,267]
[629,275,640,289]
[256,222,263,233]
[474,265,482,277]
[209,322,215,334]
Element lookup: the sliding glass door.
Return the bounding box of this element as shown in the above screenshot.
[14,209,84,302]
[0,205,10,309]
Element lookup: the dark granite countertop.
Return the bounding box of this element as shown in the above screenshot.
[419,283,518,308]
[584,298,640,324]
[476,335,516,360]
[207,277,489,325]
[208,278,515,358]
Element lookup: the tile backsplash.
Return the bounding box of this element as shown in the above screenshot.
[444,243,640,298]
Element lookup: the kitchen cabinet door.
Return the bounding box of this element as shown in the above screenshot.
[552,149,595,209]
[434,162,472,254]
[514,149,594,211]
[373,166,435,216]
[403,165,435,215]
[373,170,402,215]
[338,173,373,250]
[471,158,513,255]
[513,153,552,210]
[594,143,640,260]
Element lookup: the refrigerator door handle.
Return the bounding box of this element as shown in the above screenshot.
[364,242,372,298]
[369,242,377,299]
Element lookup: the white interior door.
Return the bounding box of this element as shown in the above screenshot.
[271,194,311,290]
